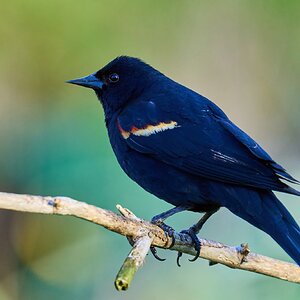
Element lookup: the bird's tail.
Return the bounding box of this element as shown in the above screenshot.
[225,189,300,265]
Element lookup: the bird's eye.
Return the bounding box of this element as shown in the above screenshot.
[108,73,119,83]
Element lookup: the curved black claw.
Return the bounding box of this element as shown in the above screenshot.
[150,219,176,262]
[180,228,201,262]
[177,251,183,267]
[150,246,166,261]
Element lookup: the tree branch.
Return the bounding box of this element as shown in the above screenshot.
[0,192,299,288]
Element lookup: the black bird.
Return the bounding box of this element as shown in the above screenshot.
[67,56,300,265]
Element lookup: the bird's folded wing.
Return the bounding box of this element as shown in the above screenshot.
[117,100,299,193]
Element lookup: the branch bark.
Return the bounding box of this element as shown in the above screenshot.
[0,192,299,287]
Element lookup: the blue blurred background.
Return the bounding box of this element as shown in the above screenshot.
[0,1,300,299]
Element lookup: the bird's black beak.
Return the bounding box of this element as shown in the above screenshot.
[66,73,104,90]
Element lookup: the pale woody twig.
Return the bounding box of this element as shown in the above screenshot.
[0,192,299,288]
[115,204,154,290]
[115,234,153,291]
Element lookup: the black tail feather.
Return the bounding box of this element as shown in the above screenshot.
[227,190,300,265]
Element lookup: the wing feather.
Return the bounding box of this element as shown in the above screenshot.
[117,98,299,193]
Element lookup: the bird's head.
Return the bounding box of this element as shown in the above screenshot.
[67,56,162,116]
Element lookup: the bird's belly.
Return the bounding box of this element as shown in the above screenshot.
[114,143,216,210]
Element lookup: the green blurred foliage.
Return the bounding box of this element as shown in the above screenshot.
[0,0,299,299]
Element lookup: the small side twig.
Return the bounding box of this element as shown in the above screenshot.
[115,204,154,290]
[115,233,153,290]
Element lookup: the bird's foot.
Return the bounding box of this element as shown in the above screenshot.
[177,226,201,267]
[150,217,175,261]
[151,216,175,237]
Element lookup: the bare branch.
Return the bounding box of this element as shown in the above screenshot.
[115,204,154,290]
[0,192,299,287]
[115,234,153,290]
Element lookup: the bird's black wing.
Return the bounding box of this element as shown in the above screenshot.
[117,98,299,194]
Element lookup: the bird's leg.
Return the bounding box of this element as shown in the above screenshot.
[151,205,189,235]
[177,208,219,266]
[150,205,190,261]
[188,208,219,235]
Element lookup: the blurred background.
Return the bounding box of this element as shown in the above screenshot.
[0,0,300,299]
